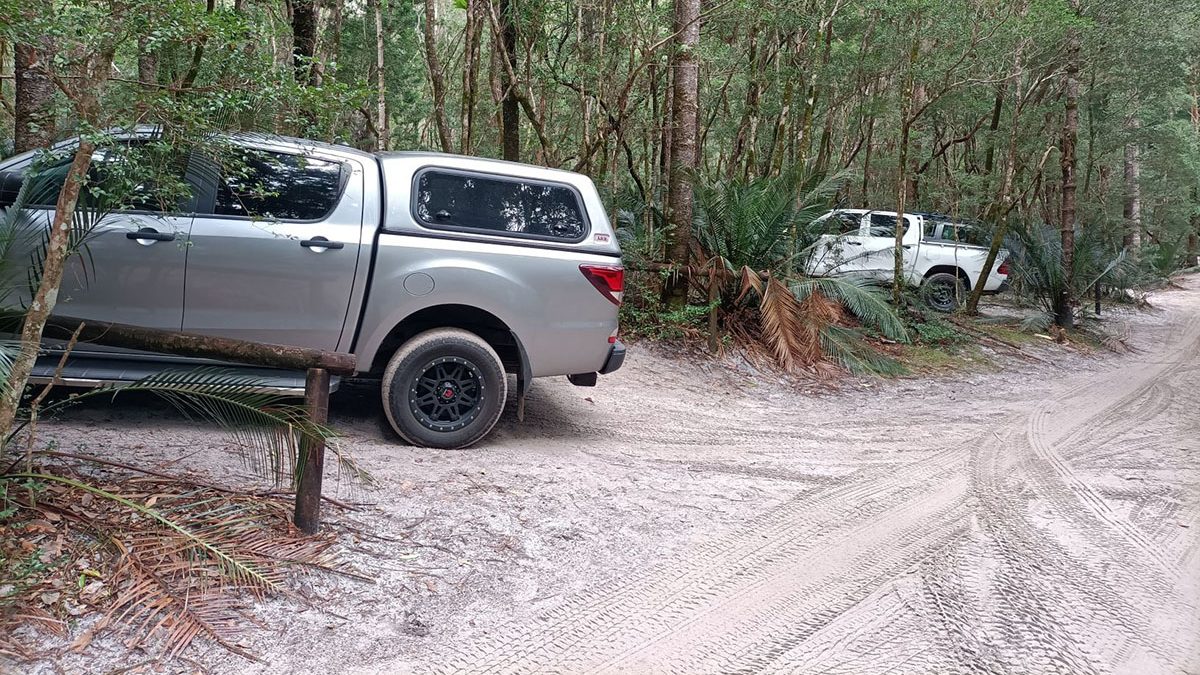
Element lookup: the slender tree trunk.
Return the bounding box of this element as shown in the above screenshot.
[373,0,388,151]
[13,43,56,152]
[499,0,520,161]
[1056,27,1080,329]
[460,0,483,155]
[966,58,1025,315]
[892,38,918,306]
[137,37,158,87]
[1122,114,1142,255]
[727,29,759,179]
[1188,211,1199,267]
[290,0,318,85]
[423,0,454,152]
[134,37,158,116]
[983,83,1005,175]
[661,0,700,308]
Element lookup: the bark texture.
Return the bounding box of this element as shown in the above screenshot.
[661,0,700,308]
[1056,28,1080,329]
[291,0,319,85]
[13,43,56,153]
[499,0,520,161]
[1123,115,1142,254]
[424,0,454,152]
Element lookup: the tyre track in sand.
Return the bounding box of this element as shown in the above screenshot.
[414,281,1200,675]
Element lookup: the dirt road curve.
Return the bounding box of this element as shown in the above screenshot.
[418,282,1200,675]
[29,280,1200,675]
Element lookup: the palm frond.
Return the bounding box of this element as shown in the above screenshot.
[819,326,907,376]
[792,276,909,342]
[757,276,813,372]
[1,469,352,660]
[8,473,284,592]
[21,367,366,487]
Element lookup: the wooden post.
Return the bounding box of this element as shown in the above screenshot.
[293,367,330,535]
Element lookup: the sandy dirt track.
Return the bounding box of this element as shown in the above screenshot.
[22,277,1200,675]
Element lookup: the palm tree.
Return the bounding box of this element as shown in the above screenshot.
[693,163,908,375]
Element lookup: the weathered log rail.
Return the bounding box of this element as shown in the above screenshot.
[25,314,354,534]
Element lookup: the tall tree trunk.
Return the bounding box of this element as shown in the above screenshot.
[13,43,56,152]
[373,0,389,151]
[137,37,158,87]
[1056,26,1080,329]
[727,29,759,179]
[290,0,318,85]
[423,0,454,152]
[135,37,158,116]
[892,38,918,306]
[1122,114,1142,255]
[460,0,483,155]
[661,0,700,308]
[1188,215,1199,268]
[966,55,1025,315]
[498,0,520,161]
[983,83,1005,175]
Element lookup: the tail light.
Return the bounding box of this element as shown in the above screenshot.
[580,264,624,305]
[997,259,1011,276]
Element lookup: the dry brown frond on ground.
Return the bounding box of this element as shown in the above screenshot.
[0,459,363,665]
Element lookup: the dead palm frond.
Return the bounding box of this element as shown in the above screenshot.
[757,276,814,372]
[790,276,908,342]
[1,468,357,661]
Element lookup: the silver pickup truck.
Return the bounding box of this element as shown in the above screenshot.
[0,130,625,448]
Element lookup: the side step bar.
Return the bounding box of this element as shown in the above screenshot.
[28,354,338,396]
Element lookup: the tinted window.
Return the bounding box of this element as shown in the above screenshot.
[942,224,986,245]
[414,170,587,241]
[818,212,864,236]
[22,144,191,212]
[867,214,910,238]
[216,150,345,221]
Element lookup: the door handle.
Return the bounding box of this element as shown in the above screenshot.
[845,241,862,246]
[300,237,345,251]
[903,245,913,250]
[126,227,176,244]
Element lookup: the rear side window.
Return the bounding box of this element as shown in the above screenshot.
[818,212,864,236]
[867,213,911,238]
[413,169,588,242]
[215,150,346,221]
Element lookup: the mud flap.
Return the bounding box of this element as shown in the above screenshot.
[516,373,527,422]
[512,331,531,423]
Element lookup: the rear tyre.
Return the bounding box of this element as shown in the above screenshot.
[381,328,507,449]
[921,272,967,313]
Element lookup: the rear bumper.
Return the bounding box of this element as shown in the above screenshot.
[599,339,626,375]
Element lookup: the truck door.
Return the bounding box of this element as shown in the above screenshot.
[182,148,365,351]
[860,212,920,282]
[806,211,874,277]
[1,142,195,331]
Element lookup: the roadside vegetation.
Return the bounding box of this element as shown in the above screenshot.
[2,0,1199,667]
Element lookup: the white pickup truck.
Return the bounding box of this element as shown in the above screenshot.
[804,209,1010,311]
